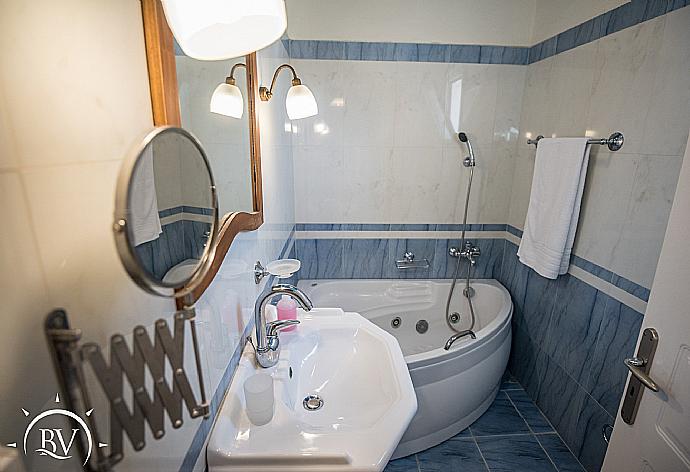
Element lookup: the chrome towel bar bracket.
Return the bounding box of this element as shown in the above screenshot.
[527,131,624,152]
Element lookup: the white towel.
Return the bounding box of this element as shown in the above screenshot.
[130,145,162,246]
[517,137,591,279]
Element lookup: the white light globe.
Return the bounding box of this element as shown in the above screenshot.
[210,83,244,118]
[285,85,318,120]
[161,0,287,60]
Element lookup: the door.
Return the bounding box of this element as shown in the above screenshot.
[602,133,690,472]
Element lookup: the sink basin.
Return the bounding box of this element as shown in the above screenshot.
[207,307,417,471]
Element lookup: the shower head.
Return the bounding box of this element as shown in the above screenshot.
[458,131,475,167]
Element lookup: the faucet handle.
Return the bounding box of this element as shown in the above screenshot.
[266,319,300,337]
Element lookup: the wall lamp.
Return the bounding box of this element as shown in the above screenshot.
[210,63,246,119]
[260,64,318,120]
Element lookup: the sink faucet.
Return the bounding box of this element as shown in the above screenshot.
[250,284,313,368]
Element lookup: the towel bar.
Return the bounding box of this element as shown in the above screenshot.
[527,131,624,152]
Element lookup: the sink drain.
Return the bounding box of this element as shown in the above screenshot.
[303,394,324,411]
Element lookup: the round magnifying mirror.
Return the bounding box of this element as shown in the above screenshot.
[114,127,218,297]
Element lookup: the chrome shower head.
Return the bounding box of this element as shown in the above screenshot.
[458,131,475,167]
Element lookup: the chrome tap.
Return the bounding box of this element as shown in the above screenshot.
[449,241,481,265]
[250,284,313,368]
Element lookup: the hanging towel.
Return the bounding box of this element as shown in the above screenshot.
[130,145,163,246]
[517,137,591,279]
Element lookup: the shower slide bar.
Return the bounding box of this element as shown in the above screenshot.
[527,131,624,152]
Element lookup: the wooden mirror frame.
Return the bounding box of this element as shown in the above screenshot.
[140,0,264,306]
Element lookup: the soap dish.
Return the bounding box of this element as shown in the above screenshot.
[254,259,301,284]
[266,259,301,278]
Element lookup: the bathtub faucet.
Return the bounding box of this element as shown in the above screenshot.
[249,284,313,368]
[449,241,481,266]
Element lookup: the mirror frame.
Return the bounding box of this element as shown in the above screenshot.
[113,126,220,297]
[141,0,264,306]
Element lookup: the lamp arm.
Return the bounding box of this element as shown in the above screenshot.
[225,63,247,85]
[260,64,300,101]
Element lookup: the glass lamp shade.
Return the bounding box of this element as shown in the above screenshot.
[210,83,244,118]
[285,85,318,120]
[161,0,287,60]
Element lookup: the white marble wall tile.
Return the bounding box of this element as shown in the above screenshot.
[0,0,153,167]
[0,172,56,441]
[293,59,525,224]
[289,60,345,147]
[548,41,597,137]
[611,155,683,287]
[341,146,392,221]
[585,16,666,154]
[0,88,17,170]
[444,64,499,146]
[293,145,345,222]
[341,61,397,147]
[508,147,536,229]
[572,152,637,274]
[21,161,174,342]
[640,6,690,157]
[385,146,445,221]
[494,65,527,146]
[393,62,450,148]
[516,56,556,152]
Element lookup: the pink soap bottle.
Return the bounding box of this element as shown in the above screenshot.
[276,295,298,331]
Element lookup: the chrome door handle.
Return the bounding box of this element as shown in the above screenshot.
[624,357,660,392]
[621,327,659,425]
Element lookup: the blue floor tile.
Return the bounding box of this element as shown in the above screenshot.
[417,437,488,472]
[476,434,557,472]
[536,433,585,472]
[506,389,554,433]
[470,392,531,436]
[384,455,419,472]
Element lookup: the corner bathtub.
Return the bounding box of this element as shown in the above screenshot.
[297,279,512,458]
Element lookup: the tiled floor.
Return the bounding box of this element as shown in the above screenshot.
[384,372,586,472]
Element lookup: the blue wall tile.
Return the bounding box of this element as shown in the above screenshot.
[343,239,389,278]
[572,394,613,472]
[586,296,643,416]
[543,274,603,384]
[417,44,449,63]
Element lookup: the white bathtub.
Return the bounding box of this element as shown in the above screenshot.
[297,278,512,458]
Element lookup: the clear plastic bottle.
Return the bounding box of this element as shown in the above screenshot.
[276,295,298,331]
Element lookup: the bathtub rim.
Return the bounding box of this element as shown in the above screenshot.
[296,278,513,369]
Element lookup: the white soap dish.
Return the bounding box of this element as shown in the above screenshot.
[254,259,301,284]
[267,259,301,278]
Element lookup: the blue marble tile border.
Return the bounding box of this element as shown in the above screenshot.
[506,225,650,302]
[179,228,295,472]
[296,223,651,303]
[529,0,689,63]
[296,223,507,232]
[159,205,213,218]
[286,39,529,64]
[285,3,689,65]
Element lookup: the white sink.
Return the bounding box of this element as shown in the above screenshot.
[207,307,417,472]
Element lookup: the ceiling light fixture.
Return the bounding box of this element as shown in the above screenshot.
[161,0,287,60]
